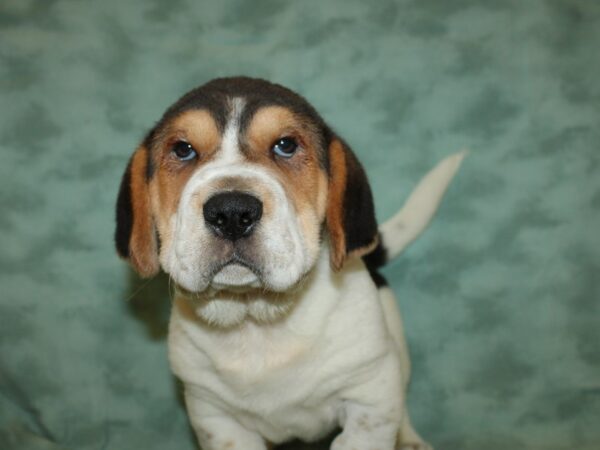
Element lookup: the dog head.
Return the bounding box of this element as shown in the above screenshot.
[115,77,377,296]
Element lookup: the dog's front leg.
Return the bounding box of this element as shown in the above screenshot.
[185,394,267,450]
[331,402,399,450]
[331,354,403,450]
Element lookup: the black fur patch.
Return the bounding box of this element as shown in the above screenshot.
[340,143,378,254]
[362,239,387,269]
[366,268,388,288]
[160,84,229,132]
[362,240,389,288]
[115,158,133,258]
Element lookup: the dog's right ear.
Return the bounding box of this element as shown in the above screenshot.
[115,146,159,278]
[326,138,379,271]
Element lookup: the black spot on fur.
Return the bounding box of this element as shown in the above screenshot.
[115,158,133,258]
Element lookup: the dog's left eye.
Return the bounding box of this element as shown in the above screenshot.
[272,137,298,158]
[172,141,197,161]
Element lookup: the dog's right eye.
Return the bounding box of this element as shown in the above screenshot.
[172,141,197,161]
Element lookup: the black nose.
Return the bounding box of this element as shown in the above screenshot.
[203,192,263,241]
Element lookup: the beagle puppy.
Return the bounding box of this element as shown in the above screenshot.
[115,77,465,450]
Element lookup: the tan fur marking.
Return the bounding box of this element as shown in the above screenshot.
[245,107,304,151]
[129,147,160,277]
[326,139,348,271]
[154,162,195,216]
[165,109,221,155]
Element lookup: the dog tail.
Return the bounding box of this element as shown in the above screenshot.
[376,150,467,265]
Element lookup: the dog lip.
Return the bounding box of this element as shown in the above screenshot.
[208,254,263,289]
[216,254,261,276]
[212,265,259,289]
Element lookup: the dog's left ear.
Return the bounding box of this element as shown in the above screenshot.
[326,138,379,271]
[114,146,160,278]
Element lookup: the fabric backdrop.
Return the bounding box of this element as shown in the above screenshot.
[1,0,598,449]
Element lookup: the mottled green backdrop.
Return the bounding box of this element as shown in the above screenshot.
[1,0,599,449]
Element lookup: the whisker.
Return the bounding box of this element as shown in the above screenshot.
[124,275,157,302]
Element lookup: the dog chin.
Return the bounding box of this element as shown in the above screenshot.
[173,262,300,328]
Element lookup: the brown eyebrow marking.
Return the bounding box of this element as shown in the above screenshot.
[241,102,330,169]
[145,109,222,180]
[161,109,221,153]
[242,106,323,158]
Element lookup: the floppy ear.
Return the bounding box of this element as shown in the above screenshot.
[115,146,160,278]
[326,138,379,271]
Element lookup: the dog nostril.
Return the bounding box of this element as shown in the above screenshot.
[239,213,251,226]
[216,213,227,227]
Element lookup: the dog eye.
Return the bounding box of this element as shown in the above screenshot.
[272,137,298,158]
[172,141,197,161]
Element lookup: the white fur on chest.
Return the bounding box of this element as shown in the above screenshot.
[168,251,397,443]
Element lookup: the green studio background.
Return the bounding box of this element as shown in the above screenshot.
[1,0,599,449]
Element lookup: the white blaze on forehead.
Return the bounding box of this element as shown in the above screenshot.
[219,97,245,163]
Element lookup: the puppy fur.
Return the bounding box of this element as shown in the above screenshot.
[115,77,464,450]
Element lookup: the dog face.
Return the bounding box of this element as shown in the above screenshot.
[115,77,378,296]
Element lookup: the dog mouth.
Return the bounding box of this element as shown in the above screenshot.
[173,256,263,296]
[211,259,261,290]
